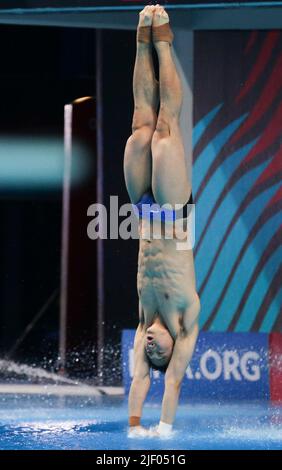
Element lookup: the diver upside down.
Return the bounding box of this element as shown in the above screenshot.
[123,4,200,438]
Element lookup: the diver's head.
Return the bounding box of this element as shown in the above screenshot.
[145,320,174,370]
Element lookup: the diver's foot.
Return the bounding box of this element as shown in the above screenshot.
[137,5,155,44]
[152,4,174,46]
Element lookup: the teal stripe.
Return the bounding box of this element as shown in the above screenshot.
[192,103,222,149]
[195,139,257,237]
[195,161,267,286]
[234,247,282,331]
[198,185,280,327]
[259,283,282,332]
[193,114,248,194]
[208,210,281,331]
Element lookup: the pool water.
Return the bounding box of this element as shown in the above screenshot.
[0,395,281,450]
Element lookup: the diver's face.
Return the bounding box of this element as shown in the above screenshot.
[145,323,174,367]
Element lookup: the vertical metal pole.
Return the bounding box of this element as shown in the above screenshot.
[59,104,73,373]
[96,29,105,385]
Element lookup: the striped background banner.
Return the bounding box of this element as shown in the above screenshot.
[193,30,282,333]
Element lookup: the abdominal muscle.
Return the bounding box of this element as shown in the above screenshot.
[137,222,196,337]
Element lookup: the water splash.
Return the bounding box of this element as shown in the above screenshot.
[0,359,83,386]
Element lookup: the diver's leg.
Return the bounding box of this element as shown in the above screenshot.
[124,5,159,204]
[151,5,191,207]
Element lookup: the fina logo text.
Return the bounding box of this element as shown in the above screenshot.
[129,349,261,381]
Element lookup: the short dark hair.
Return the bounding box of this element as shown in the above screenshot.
[147,356,169,374]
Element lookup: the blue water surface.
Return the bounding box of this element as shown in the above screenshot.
[0,394,281,450]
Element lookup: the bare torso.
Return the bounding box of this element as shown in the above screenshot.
[137,221,196,339]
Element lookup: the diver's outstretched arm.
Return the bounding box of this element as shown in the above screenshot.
[128,323,151,437]
[158,296,200,433]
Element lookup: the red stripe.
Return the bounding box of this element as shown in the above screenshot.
[231,53,282,145]
[269,333,282,403]
[241,100,282,165]
[236,31,280,104]
[267,186,282,207]
[244,31,258,55]
[255,147,282,187]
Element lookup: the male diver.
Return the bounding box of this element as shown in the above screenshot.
[123,4,200,437]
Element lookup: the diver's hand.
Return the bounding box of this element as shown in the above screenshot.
[149,422,174,438]
[147,425,160,437]
[127,425,152,438]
